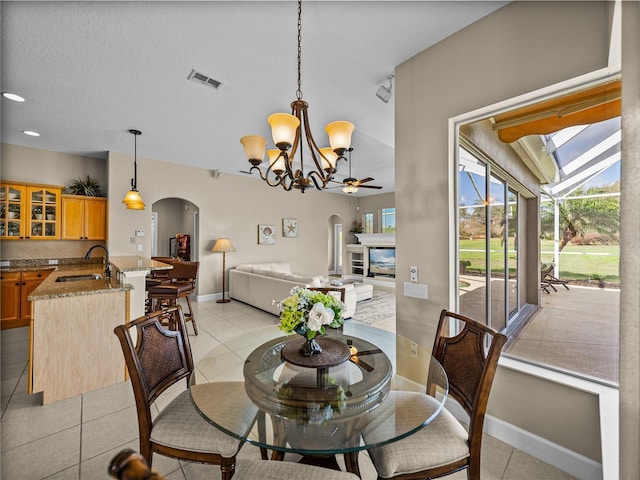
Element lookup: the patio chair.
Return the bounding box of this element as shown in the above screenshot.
[113,306,258,480]
[358,309,507,480]
[541,263,570,291]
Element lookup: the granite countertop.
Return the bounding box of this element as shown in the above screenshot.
[27,264,133,301]
[110,255,173,272]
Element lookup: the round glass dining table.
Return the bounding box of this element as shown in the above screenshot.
[190,332,448,471]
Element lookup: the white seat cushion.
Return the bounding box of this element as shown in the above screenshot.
[151,382,257,458]
[234,459,360,480]
[365,393,469,478]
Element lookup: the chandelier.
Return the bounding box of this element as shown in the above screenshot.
[240,0,354,193]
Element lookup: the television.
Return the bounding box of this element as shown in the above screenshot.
[368,247,396,278]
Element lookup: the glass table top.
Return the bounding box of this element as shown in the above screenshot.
[190,332,449,455]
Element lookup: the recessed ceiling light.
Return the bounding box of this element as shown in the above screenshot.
[2,92,25,102]
[23,130,40,137]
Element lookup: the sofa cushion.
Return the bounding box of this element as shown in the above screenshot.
[253,267,272,276]
[284,274,323,288]
[270,262,292,274]
[266,270,288,280]
[235,264,254,273]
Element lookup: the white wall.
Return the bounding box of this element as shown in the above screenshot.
[395,0,613,466]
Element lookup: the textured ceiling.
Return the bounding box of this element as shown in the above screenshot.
[1,1,506,196]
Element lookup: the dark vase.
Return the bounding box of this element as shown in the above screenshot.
[300,337,323,357]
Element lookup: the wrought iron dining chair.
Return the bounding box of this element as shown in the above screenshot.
[358,308,507,480]
[113,306,259,480]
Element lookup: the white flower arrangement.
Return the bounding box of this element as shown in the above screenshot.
[276,287,345,340]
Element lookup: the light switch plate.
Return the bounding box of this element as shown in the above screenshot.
[410,265,418,282]
[137,244,143,252]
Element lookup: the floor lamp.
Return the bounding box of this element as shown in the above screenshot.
[212,238,235,303]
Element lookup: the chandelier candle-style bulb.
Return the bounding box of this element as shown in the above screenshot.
[240,135,266,166]
[325,121,355,156]
[268,113,300,150]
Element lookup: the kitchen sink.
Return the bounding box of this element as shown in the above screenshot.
[55,273,103,282]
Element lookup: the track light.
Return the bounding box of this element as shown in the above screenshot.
[376,75,394,103]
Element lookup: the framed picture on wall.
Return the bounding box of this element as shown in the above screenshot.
[282,218,298,237]
[258,224,276,244]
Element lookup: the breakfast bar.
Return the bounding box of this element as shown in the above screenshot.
[27,264,133,404]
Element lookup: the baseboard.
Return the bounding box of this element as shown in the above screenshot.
[482,414,603,480]
[196,292,223,302]
[394,375,603,480]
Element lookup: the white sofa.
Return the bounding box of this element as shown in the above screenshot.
[229,262,356,318]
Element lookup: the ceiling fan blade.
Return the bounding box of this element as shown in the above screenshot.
[358,184,383,189]
[355,177,375,184]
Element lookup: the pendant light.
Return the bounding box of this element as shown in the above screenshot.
[122,129,145,210]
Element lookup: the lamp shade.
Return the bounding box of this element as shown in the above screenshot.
[240,135,267,163]
[212,238,236,253]
[268,113,300,148]
[325,121,355,153]
[122,190,145,210]
[267,149,286,174]
[319,147,338,171]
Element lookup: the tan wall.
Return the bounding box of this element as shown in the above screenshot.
[1,143,107,189]
[107,151,361,297]
[619,1,640,477]
[395,0,612,461]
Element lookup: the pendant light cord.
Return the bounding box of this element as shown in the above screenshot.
[296,0,303,100]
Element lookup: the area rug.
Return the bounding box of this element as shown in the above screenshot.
[350,289,395,325]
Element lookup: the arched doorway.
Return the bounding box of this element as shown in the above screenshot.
[328,214,343,276]
[151,197,200,261]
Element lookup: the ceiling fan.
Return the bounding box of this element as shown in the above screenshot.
[329,148,382,194]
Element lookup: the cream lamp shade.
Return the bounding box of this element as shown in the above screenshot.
[240,135,267,165]
[319,147,338,171]
[325,121,355,154]
[212,238,236,253]
[267,149,286,174]
[268,113,300,149]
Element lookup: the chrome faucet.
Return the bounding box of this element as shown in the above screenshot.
[84,244,111,279]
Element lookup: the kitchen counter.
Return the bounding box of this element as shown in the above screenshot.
[27,264,132,301]
[110,255,173,272]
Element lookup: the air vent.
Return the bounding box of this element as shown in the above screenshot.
[187,69,223,90]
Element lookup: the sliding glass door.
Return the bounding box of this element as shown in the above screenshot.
[458,144,520,332]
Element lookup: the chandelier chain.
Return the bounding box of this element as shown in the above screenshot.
[296,0,302,100]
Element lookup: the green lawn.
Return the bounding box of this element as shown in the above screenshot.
[459,238,620,283]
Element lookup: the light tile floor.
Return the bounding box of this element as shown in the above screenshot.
[1,298,576,479]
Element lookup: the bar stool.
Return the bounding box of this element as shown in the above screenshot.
[146,283,198,334]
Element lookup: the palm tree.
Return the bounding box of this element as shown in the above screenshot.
[540,186,620,251]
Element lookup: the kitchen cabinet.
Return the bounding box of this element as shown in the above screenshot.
[0,182,62,240]
[1,269,52,329]
[61,195,107,240]
[0,184,27,239]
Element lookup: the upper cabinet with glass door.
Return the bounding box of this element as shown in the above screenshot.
[27,186,61,239]
[0,182,62,240]
[0,184,27,239]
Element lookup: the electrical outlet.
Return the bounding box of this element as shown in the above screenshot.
[410,342,418,358]
[137,244,143,252]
